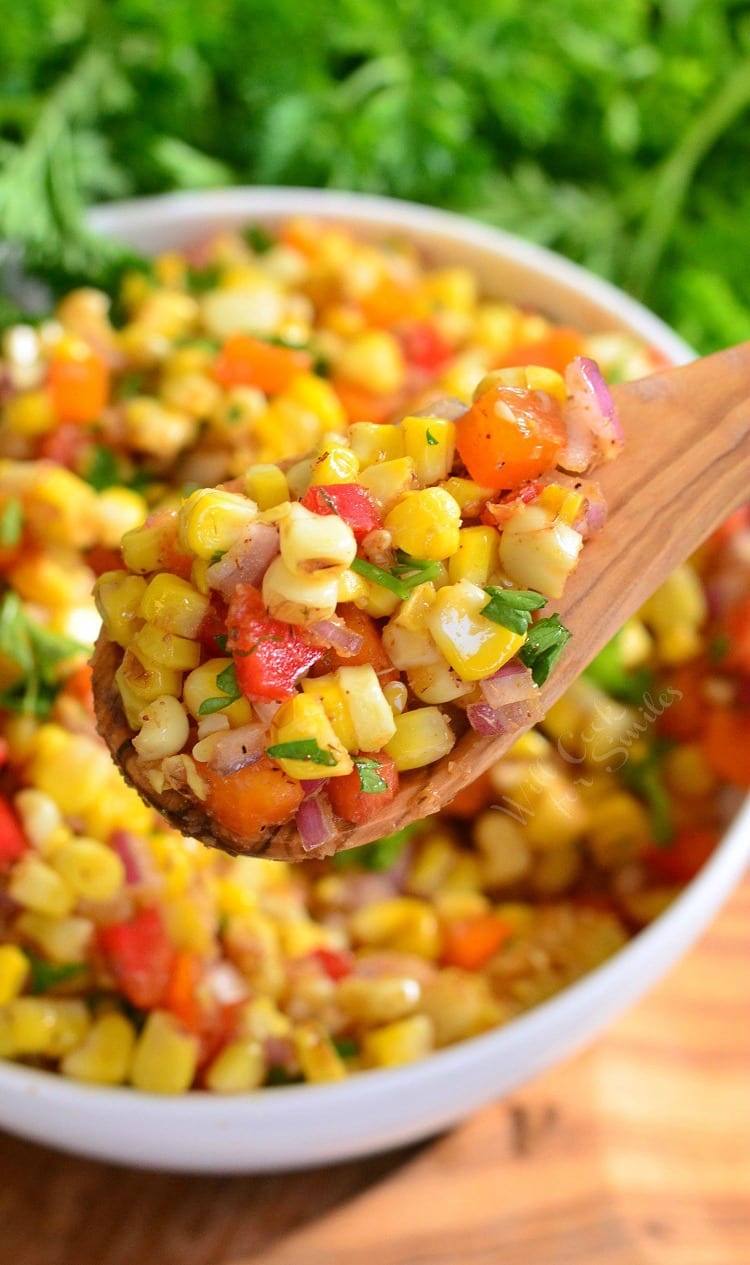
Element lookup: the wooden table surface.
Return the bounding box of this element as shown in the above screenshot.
[1,873,748,1265]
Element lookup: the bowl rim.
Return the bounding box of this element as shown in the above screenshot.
[1,185,746,1125]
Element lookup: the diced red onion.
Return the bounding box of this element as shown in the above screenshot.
[467,699,535,736]
[296,793,337,852]
[206,522,280,599]
[310,618,364,657]
[558,411,596,473]
[301,777,329,798]
[479,662,538,709]
[207,723,266,775]
[562,356,624,466]
[252,698,282,727]
[110,830,153,884]
[573,481,608,538]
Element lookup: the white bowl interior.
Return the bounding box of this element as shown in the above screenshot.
[1,188,746,1173]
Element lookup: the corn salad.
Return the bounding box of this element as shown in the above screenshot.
[0,219,747,1092]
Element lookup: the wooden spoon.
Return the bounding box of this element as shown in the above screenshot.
[91,342,750,860]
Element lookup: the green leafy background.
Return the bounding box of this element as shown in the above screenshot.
[2,0,750,351]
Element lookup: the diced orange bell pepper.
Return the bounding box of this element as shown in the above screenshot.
[702,707,750,787]
[724,594,750,675]
[213,333,312,394]
[645,826,720,882]
[441,912,512,971]
[331,377,403,424]
[48,339,109,423]
[203,756,304,838]
[442,772,493,819]
[455,383,566,489]
[495,327,586,376]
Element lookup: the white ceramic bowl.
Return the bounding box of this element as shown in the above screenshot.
[1,189,747,1173]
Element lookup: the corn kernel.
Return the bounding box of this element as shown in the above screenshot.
[3,388,56,436]
[139,572,210,637]
[664,743,716,798]
[130,622,202,673]
[61,1012,136,1085]
[269,693,353,780]
[9,853,74,917]
[499,505,583,599]
[352,575,401,618]
[401,416,456,485]
[309,446,360,485]
[279,502,357,577]
[383,679,408,714]
[124,397,197,459]
[0,946,29,1005]
[360,457,417,514]
[243,464,289,510]
[537,483,585,526]
[337,330,405,395]
[178,488,258,560]
[116,651,183,728]
[293,1021,347,1083]
[94,571,147,648]
[348,422,405,469]
[474,811,532,886]
[15,912,93,963]
[51,838,125,903]
[131,1011,199,1093]
[350,897,441,958]
[385,487,461,561]
[263,554,339,625]
[336,665,397,750]
[448,526,500,586]
[13,789,63,854]
[474,365,566,404]
[428,580,526,680]
[362,1014,434,1068]
[287,373,347,432]
[205,1038,266,1093]
[384,707,454,771]
[301,674,358,752]
[407,660,473,704]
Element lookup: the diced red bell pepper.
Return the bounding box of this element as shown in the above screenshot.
[98,906,175,1010]
[300,483,383,541]
[227,584,324,701]
[37,422,89,470]
[327,752,399,826]
[0,797,28,868]
[308,946,354,981]
[213,333,312,394]
[397,320,452,374]
[645,827,720,883]
[197,594,230,654]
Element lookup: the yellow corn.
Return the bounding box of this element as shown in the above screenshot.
[1,998,89,1057]
[25,466,100,548]
[15,912,93,963]
[28,726,111,817]
[473,301,520,352]
[0,945,29,1005]
[427,579,525,680]
[474,365,566,403]
[337,330,405,394]
[286,373,347,432]
[406,832,460,896]
[664,743,716,798]
[359,457,418,514]
[160,370,222,420]
[130,622,202,673]
[123,397,197,459]
[383,679,408,714]
[8,853,74,918]
[94,570,148,648]
[309,446,360,485]
[384,706,454,771]
[131,1011,199,1094]
[301,674,358,752]
[3,387,56,436]
[385,487,461,561]
[531,846,581,895]
[279,502,357,576]
[401,416,456,485]
[205,1038,266,1093]
[13,788,64,854]
[407,660,473,705]
[337,975,421,1025]
[536,483,585,526]
[116,651,183,728]
[183,657,249,725]
[362,1014,434,1069]
[139,572,211,638]
[10,550,91,609]
[50,838,125,903]
[96,488,148,547]
[162,893,214,954]
[586,792,652,868]
[442,476,495,517]
[352,575,401,618]
[349,897,441,959]
[421,970,504,1047]
[336,664,397,750]
[348,422,405,469]
[499,505,583,599]
[474,812,532,887]
[178,487,258,560]
[268,693,353,779]
[243,463,289,510]
[293,1021,347,1083]
[448,526,500,586]
[337,567,368,604]
[133,694,191,760]
[61,1012,136,1085]
[262,554,339,625]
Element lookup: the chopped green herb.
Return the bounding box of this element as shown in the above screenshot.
[215,633,228,653]
[113,371,146,401]
[350,556,411,600]
[482,587,547,636]
[622,744,674,846]
[332,822,419,871]
[266,1065,304,1086]
[585,630,653,703]
[243,224,275,254]
[209,549,227,565]
[0,591,86,717]
[83,444,121,492]
[708,634,730,664]
[392,550,442,587]
[266,738,338,767]
[0,498,23,548]
[354,756,388,794]
[426,428,438,446]
[333,1036,359,1059]
[518,614,572,686]
[25,951,85,995]
[185,263,223,294]
[197,661,242,715]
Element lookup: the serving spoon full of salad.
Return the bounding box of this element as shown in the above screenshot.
[90,344,750,860]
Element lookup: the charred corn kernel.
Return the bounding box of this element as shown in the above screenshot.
[243,463,289,510]
[9,853,74,917]
[448,526,500,586]
[309,446,360,485]
[441,476,494,518]
[337,567,368,603]
[0,946,29,1005]
[427,580,525,680]
[499,505,583,599]
[360,457,417,514]
[337,330,405,394]
[301,674,358,752]
[178,488,258,560]
[132,695,190,760]
[293,1021,346,1083]
[474,812,532,887]
[3,387,56,436]
[664,744,716,797]
[204,1038,266,1093]
[124,397,197,459]
[587,793,651,868]
[120,518,175,575]
[269,693,353,779]
[96,488,148,547]
[130,623,201,672]
[385,487,461,561]
[116,651,182,728]
[139,573,210,638]
[537,483,585,526]
[13,789,63,853]
[286,373,346,431]
[263,555,339,625]
[348,421,405,468]
[350,897,440,958]
[353,575,401,618]
[383,679,408,714]
[335,665,397,750]
[338,975,421,1025]
[15,911,93,962]
[474,365,566,404]
[385,706,454,771]
[407,661,473,704]
[61,1013,136,1085]
[362,1014,434,1069]
[406,833,459,896]
[131,1011,199,1094]
[279,502,357,576]
[51,838,124,903]
[401,416,456,485]
[183,657,245,724]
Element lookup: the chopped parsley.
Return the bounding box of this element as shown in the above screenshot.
[585,630,653,703]
[266,738,338,767]
[0,498,23,548]
[518,614,572,686]
[482,587,547,636]
[185,263,223,294]
[25,952,85,995]
[351,551,441,601]
[354,756,388,794]
[622,743,674,846]
[197,661,242,715]
[333,1036,359,1059]
[113,370,147,401]
[332,822,419,871]
[83,444,121,492]
[426,428,438,446]
[708,634,730,664]
[0,591,86,717]
[243,224,275,254]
